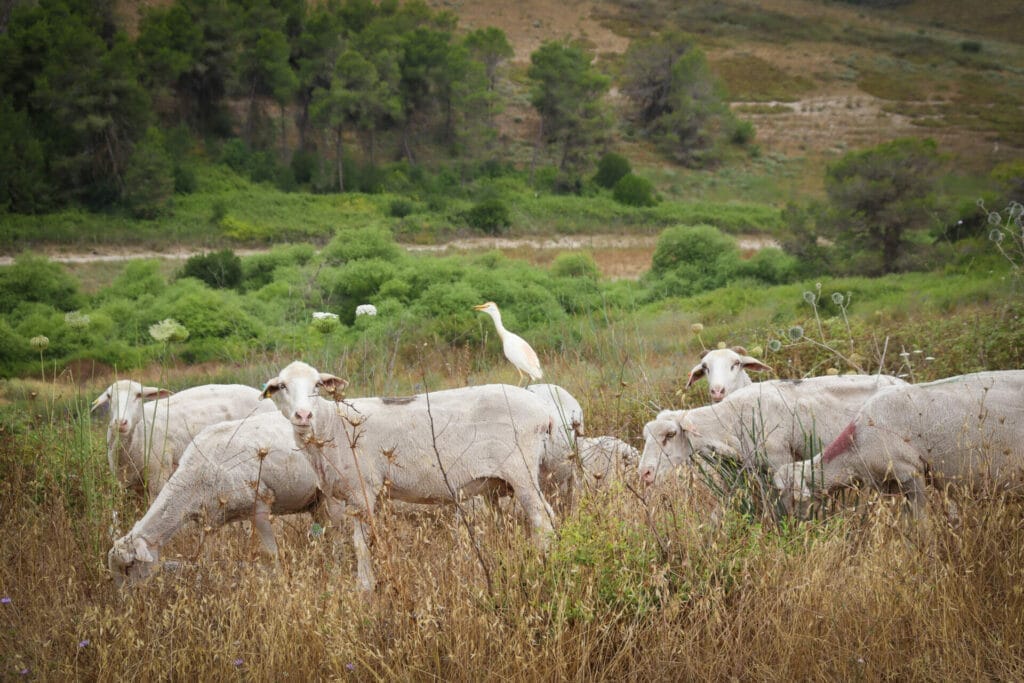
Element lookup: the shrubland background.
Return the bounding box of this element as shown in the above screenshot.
[2,0,1024,679]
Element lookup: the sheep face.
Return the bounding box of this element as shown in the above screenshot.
[261,361,348,431]
[638,412,733,485]
[687,348,771,403]
[108,535,159,588]
[92,380,172,438]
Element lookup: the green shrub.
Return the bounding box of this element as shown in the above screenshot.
[735,247,799,285]
[464,198,511,235]
[180,249,243,289]
[389,198,415,218]
[322,225,402,265]
[960,40,982,53]
[612,174,657,207]
[552,252,600,280]
[0,253,83,314]
[731,119,757,145]
[173,164,197,194]
[290,149,319,185]
[152,280,262,340]
[593,152,632,189]
[644,224,741,296]
[241,244,316,290]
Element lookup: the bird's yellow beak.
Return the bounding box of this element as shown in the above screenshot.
[472,303,488,311]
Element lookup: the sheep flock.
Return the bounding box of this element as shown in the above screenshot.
[100,341,1024,593]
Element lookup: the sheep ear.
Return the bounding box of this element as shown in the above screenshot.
[141,386,173,401]
[90,394,109,413]
[685,363,705,387]
[261,378,283,400]
[730,345,749,355]
[739,356,772,374]
[133,537,155,563]
[674,414,700,437]
[317,374,348,397]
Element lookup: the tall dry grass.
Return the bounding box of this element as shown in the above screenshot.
[3,316,1024,680]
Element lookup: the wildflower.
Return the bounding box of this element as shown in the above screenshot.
[1,596,10,604]
[802,291,816,304]
[149,318,189,343]
[787,326,804,341]
[312,311,339,321]
[826,367,839,375]
[831,292,844,305]
[234,658,244,667]
[30,335,49,351]
[988,211,1003,226]
[748,345,763,357]
[925,356,936,362]
[690,323,704,334]
[19,668,29,676]
[767,339,782,352]
[717,341,726,349]
[64,310,91,330]
[78,639,90,648]
[346,663,355,671]
[899,351,910,359]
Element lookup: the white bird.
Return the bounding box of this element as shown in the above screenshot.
[473,301,543,385]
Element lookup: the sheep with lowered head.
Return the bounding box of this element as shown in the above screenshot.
[91,380,276,498]
[108,411,344,587]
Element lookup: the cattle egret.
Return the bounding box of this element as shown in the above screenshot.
[473,301,543,384]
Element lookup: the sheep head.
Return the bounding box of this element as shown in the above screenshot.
[686,347,772,403]
[108,534,159,588]
[261,361,349,430]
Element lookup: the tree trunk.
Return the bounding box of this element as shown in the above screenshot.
[335,126,345,193]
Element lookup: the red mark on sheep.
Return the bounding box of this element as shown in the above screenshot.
[822,421,856,463]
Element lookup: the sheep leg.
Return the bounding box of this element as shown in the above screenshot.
[351,515,376,592]
[252,498,280,561]
[513,484,555,551]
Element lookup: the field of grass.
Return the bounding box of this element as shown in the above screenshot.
[3,256,1024,677]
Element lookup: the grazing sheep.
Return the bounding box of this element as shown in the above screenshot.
[577,436,640,487]
[108,411,345,588]
[91,380,276,498]
[774,371,1024,514]
[261,360,556,592]
[355,304,378,317]
[687,347,772,403]
[639,374,907,486]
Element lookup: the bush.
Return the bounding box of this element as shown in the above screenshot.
[552,252,600,280]
[612,174,657,207]
[735,247,799,285]
[730,119,757,145]
[464,199,511,235]
[0,253,83,314]
[180,250,243,289]
[290,148,319,185]
[389,198,415,218]
[322,225,402,265]
[644,224,741,296]
[593,152,632,189]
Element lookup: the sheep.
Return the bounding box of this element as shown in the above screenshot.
[91,380,276,498]
[774,371,1024,514]
[687,347,772,403]
[577,436,639,487]
[108,411,344,587]
[639,374,907,486]
[526,383,585,509]
[355,304,378,317]
[261,360,557,592]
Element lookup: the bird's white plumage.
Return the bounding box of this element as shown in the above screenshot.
[474,301,543,383]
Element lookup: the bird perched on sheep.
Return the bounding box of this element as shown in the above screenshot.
[474,301,542,385]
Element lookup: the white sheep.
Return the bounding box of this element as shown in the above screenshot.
[108,411,344,587]
[91,380,276,498]
[526,383,585,509]
[355,304,378,317]
[639,374,907,486]
[774,370,1024,514]
[577,435,639,487]
[261,360,557,592]
[686,347,772,403]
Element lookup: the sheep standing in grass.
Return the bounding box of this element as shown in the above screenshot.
[262,360,556,592]
[687,347,772,403]
[92,380,276,498]
[577,436,640,487]
[108,411,344,587]
[774,371,1024,514]
[639,374,907,486]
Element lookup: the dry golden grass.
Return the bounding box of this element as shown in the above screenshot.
[4,371,1024,680]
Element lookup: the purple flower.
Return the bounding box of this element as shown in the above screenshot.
[234,658,244,667]
[1,597,11,605]
[19,668,29,676]
[346,663,355,671]
[78,639,90,648]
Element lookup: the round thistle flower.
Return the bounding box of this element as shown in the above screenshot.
[767,339,782,352]
[1008,201,1023,218]
[826,367,839,375]
[149,318,189,343]
[988,211,1003,226]
[690,323,704,334]
[787,325,804,341]
[64,310,91,330]
[749,345,763,357]
[831,292,845,305]
[802,291,817,305]
[976,197,986,209]
[990,228,1005,243]
[30,335,49,351]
